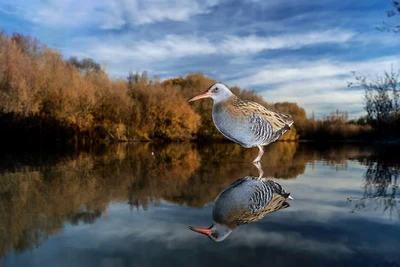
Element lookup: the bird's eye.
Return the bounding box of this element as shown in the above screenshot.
[215,87,219,91]
[211,232,219,239]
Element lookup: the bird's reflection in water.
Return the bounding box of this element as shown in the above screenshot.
[189,176,293,242]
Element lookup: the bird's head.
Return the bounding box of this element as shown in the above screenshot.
[188,83,233,103]
[189,223,232,242]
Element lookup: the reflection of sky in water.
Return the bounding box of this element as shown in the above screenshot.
[2,159,400,267]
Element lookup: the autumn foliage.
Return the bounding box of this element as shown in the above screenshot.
[0,32,375,145]
[0,32,200,144]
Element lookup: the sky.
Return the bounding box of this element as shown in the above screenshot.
[1,0,400,118]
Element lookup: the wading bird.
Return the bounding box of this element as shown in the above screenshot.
[188,83,294,163]
[189,176,292,242]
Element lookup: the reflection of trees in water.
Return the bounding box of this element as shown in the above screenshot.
[297,143,373,171]
[68,207,103,225]
[0,171,110,257]
[0,142,374,256]
[0,143,203,256]
[348,155,400,219]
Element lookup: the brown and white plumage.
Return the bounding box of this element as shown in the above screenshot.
[189,176,292,242]
[189,83,294,162]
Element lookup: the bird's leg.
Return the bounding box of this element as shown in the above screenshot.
[253,145,264,163]
[253,161,264,178]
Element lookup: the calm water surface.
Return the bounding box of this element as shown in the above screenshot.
[0,142,399,267]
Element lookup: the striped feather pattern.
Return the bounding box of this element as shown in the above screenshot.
[219,96,293,146]
[214,177,291,228]
[230,97,293,132]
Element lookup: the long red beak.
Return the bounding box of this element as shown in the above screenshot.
[188,91,212,102]
[189,226,211,235]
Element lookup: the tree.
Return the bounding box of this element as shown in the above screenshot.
[162,73,218,139]
[378,0,400,33]
[325,109,348,122]
[349,68,400,135]
[66,57,101,75]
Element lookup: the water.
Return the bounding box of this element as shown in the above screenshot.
[0,142,399,267]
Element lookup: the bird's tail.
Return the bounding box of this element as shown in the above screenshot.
[281,192,293,200]
[266,180,293,200]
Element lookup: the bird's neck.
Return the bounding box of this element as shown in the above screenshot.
[212,222,234,241]
[213,94,238,105]
[213,95,242,116]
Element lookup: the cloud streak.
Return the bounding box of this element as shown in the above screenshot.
[4,0,221,29]
[66,29,356,64]
[221,29,354,54]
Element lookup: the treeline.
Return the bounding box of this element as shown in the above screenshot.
[0,31,376,145]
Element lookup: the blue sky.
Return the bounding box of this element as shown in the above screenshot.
[1,0,400,118]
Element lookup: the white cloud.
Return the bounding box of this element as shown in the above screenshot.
[228,56,400,118]
[122,0,220,26]
[221,29,354,54]
[5,0,221,29]
[133,35,217,59]
[266,80,365,118]
[226,227,354,255]
[228,57,400,87]
[66,29,356,65]
[22,0,98,28]
[354,31,400,47]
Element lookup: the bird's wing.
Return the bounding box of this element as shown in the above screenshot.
[248,181,274,213]
[260,194,290,214]
[263,179,291,198]
[234,99,294,132]
[221,177,290,226]
[249,179,291,214]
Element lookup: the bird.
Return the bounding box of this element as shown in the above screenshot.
[189,176,293,242]
[188,83,294,163]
